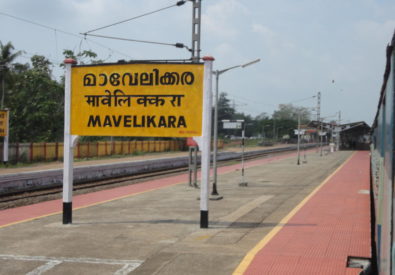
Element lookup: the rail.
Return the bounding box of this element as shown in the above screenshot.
[0,144,316,200]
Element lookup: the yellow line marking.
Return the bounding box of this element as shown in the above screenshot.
[232,152,356,275]
[0,211,62,229]
[194,235,212,241]
[0,181,184,229]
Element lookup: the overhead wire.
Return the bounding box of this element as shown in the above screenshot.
[53,30,59,61]
[1,1,189,59]
[286,95,316,104]
[83,33,191,52]
[0,11,132,59]
[226,92,277,107]
[81,1,190,52]
[83,1,187,34]
[0,11,80,39]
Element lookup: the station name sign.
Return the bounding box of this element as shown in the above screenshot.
[70,63,204,137]
[0,110,8,137]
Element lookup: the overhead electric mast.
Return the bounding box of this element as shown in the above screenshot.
[191,0,202,62]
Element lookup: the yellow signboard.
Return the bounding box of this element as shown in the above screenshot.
[0,110,8,137]
[70,63,204,137]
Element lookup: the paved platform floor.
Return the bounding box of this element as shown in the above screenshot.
[0,150,370,274]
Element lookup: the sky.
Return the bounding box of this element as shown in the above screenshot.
[0,0,394,125]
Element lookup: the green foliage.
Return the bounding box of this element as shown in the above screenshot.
[7,55,64,142]
[217,92,236,120]
[62,49,103,65]
[0,42,107,142]
[216,92,236,137]
[0,41,22,68]
[272,104,311,123]
[214,94,312,141]
[0,41,22,108]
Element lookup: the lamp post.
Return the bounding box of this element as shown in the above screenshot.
[211,58,260,198]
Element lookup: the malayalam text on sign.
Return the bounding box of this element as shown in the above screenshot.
[70,63,204,137]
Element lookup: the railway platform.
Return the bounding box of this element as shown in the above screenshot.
[0,150,371,274]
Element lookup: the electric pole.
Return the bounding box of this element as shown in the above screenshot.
[191,0,201,63]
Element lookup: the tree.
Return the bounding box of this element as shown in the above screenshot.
[272,104,311,123]
[217,92,236,121]
[0,41,22,108]
[272,104,312,140]
[215,93,237,137]
[62,49,103,65]
[7,55,64,142]
[31,55,52,76]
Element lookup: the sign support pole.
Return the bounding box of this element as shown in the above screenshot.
[200,56,214,228]
[63,58,77,224]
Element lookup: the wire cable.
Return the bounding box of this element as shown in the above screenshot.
[83,1,187,34]
[53,30,59,61]
[0,11,132,58]
[83,33,191,51]
[0,11,79,38]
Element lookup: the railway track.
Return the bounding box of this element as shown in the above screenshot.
[0,145,316,209]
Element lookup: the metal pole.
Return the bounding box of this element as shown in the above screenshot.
[193,146,198,188]
[239,125,247,186]
[303,135,307,163]
[297,113,301,165]
[200,56,214,228]
[62,58,76,224]
[191,0,201,63]
[188,147,193,187]
[211,59,260,193]
[211,71,219,195]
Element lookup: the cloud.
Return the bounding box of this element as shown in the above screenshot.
[67,0,107,16]
[202,0,249,39]
[251,23,296,57]
[252,24,275,38]
[354,19,395,42]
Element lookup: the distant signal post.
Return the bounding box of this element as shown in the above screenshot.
[63,60,213,226]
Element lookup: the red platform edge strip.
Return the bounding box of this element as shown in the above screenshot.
[243,151,371,275]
